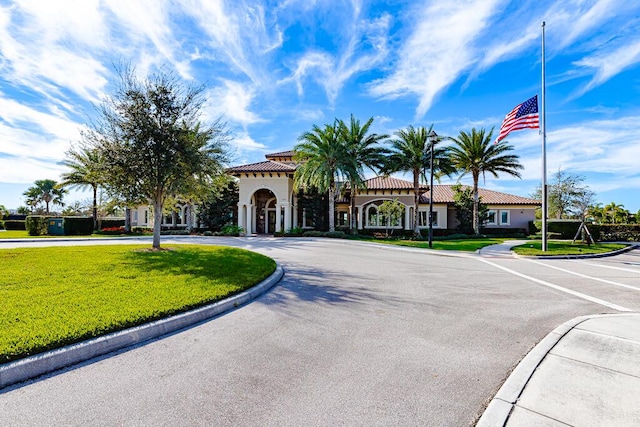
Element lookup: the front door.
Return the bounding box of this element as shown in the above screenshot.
[268,210,276,234]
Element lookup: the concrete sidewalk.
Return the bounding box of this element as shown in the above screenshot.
[478,313,640,426]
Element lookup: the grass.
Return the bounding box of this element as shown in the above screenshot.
[512,240,627,256]
[0,230,106,238]
[356,237,510,252]
[0,244,276,363]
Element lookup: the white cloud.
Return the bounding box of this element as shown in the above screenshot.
[205,80,264,126]
[369,0,500,117]
[573,40,640,96]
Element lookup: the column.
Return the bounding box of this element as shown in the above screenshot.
[246,204,253,235]
[275,204,282,233]
[404,205,411,230]
[292,204,298,229]
[283,203,291,232]
[251,205,257,234]
[356,206,362,230]
[237,203,244,231]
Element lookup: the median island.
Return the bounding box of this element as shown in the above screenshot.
[0,245,276,363]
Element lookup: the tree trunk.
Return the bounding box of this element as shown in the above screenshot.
[92,185,98,231]
[413,169,420,237]
[153,199,162,249]
[185,203,193,233]
[328,188,336,233]
[473,175,480,235]
[124,207,131,233]
[349,180,357,235]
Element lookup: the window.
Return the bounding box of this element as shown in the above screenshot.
[486,210,497,225]
[144,210,149,224]
[367,206,378,227]
[499,210,510,225]
[337,211,348,226]
[418,210,438,227]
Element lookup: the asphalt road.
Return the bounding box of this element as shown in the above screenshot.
[1,237,639,426]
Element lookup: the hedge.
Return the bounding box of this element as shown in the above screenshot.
[597,224,640,242]
[64,216,93,235]
[100,218,125,229]
[26,216,49,236]
[4,220,26,231]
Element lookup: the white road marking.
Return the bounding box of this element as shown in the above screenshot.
[524,259,640,292]
[580,261,640,274]
[477,258,631,312]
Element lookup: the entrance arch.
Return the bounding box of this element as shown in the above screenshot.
[253,189,277,234]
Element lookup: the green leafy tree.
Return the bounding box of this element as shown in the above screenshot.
[84,66,230,249]
[22,179,66,214]
[448,127,523,235]
[532,169,596,220]
[0,204,8,219]
[59,145,106,230]
[197,177,239,231]
[452,184,488,234]
[378,199,404,237]
[603,202,628,224]
[294,121,354,233]
[337,115,388,234]
[383,125,454,237]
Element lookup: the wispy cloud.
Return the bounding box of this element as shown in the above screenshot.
[205,80,264,126]
[369,0,501,117]
[572,40,640,96]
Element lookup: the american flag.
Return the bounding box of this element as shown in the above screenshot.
[495,95,539,143]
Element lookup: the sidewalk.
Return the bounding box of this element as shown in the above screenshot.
[478,313,640,426]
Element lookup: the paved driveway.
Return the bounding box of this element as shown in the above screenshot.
[1,237,639,426]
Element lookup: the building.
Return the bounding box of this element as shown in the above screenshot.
[227,150,540,234]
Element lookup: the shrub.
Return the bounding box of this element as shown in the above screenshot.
[325,231,346,238]
[100,219,125,229]
[131,227,153,234]
[26,216,49,236]
[98,226,126,235]
[160,230,190,235]
[286,227,305,236]
[0,220,4,230]
[597,224,640,242]
[533,220,581,239]
[221,224,244,236]
[303,230,325,237]
[64,216,93,236]
[4,220,26,231]
[203,230,213,236]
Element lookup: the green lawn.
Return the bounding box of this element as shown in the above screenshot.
[358,237,510,252]
[0,244,276,363]
[512,240,627,256]
[0,230,104,238]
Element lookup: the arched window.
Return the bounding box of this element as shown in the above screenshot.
[367,205,378,227]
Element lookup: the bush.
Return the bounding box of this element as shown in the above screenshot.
[98,226,126,235]
[64,216,93,236]
[221,225,244,236]
[303,230,326,237]
[26,216,49,236]
[0,220,4,230]
[325,231,346,238]
[597,224,640,242]
[100,219,125,229]
[286,226,305,236]
[202,230,213,236]
[481,227,527,237]
[4,220,26,231]
[131,227,153,234]
[533,220,581,239]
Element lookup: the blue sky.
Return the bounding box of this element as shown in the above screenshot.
[1,0,639,213]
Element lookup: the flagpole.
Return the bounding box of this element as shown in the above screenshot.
[541,21,548,251]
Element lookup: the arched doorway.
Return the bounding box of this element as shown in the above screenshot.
[253,189,277,234]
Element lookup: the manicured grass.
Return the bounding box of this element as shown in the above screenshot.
[359,237,510,252]
[0,244,276,363]
[512,240,627,256]
[0,230,106,238]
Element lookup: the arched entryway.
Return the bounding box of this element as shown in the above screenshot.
[254,189,277,234]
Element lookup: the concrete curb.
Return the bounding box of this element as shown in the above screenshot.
[517,243,637,260]
[475,313,628,426]
[0,265,284,390]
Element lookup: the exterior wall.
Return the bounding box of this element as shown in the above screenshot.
[237,174,295,234]
[238,175,294,205]
[483,206,536,230]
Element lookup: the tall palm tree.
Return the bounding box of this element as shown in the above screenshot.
[448,127,523,235]
[603,202,627,224]
[23,179,66,214]
[59,146,105,230]
[383,125,454,237]
[294,121,353,232]
[338,115,388,234]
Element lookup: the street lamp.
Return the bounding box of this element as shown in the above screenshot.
[428,130,438,248]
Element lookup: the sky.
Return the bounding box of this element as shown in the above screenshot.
[1,0,639,213]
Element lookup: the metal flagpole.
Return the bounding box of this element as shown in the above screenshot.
[541,21,548,251]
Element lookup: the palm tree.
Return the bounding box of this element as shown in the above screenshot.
[337,115,388,234]
[383,125,454,237]
[23,179,66,214]
[448,127,523,235]
[294,121,353,233]
[603,202,627,224]
[59,146,105,230]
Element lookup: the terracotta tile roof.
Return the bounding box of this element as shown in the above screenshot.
[362,176,427,190]
[227,160,297,173]
[265,150,295,158]
[419,185,540,205]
